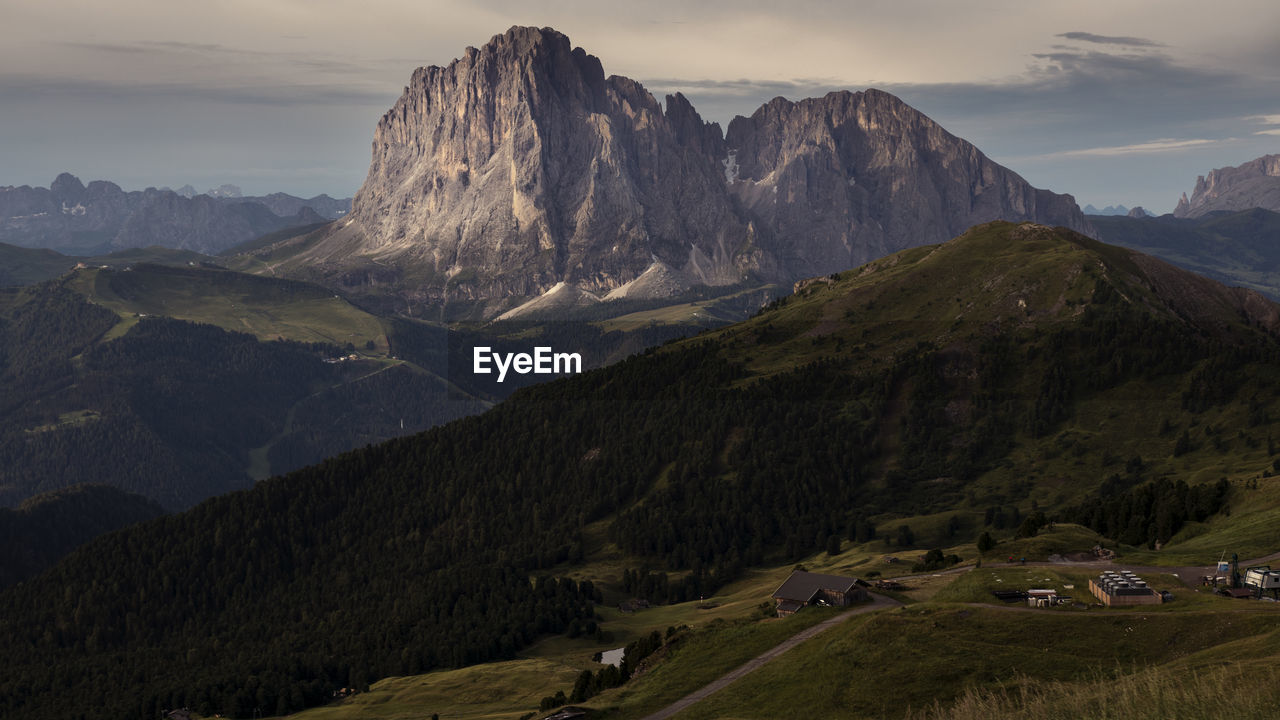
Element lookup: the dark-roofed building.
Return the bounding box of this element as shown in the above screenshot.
[771,571,867,616]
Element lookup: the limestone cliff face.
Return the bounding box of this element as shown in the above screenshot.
[288,26,1090,308]
[312,26,746,302]
[1174,154,1280,218]
[725,90,1092,275]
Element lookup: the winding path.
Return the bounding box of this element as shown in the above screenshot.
[637,593,901,720]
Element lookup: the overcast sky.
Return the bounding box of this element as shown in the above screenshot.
[2,0,1277,213]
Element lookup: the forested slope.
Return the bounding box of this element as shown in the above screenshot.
[0,275,489,509]
[4,223,1280,718]
[0,484,164,589]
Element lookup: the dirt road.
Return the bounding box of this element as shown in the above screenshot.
[971,551,1280,588]
[637,593,901,720]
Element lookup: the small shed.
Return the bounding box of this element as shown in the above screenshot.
[1027,589,1055,607]
[772,571,867,616]
[775,599,805,616]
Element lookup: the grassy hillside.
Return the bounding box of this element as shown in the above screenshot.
[5,222,1280,719]
[911,659,1280,720]
[0,241,213,288]
[635,601,1279,720]
[66,263,390,351]
[0,243,78,287]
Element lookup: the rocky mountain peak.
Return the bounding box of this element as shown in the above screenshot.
[1174,154,1280,218]
[281,26,1091,316]
[660,91,725,166]
[722,87,1090,277]
[50,172,86,202]
[472,24,578,63]
[335,25,750,304]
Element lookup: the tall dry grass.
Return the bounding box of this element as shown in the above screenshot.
[909,662,1280,720]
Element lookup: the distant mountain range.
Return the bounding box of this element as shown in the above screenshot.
[1089,207,1280,299]
[0,174,350,255]
[165,183,353,220]
[243,26,1090,318]
[1082,204,1132,216]
[1083,204,1152,218]
[231,191,350,220]
[1174,154,1280,218]
[191,183,243,199]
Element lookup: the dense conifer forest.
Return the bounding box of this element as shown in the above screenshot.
[0,484,164,589]
[0,284,339,508]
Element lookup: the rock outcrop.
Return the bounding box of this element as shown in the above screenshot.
[263,26,1091,312]
[1174,154,1280,218]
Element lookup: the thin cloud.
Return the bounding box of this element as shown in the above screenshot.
[1244,113,1280,134]
[642,76,844,98]
[1057,32,1163,48]
[880,43,1273,143]
[138,40,241,53]
[61,40,267,57]
[61,42,154,55]
[662,42,1263,127]
[1035,138,1220,159]
[634,40,1278,170]
[54,41,381,83]
[0,74,393,107]
[1026,49,1201,84]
